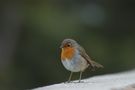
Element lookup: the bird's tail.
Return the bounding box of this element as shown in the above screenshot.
[90,61,104,70]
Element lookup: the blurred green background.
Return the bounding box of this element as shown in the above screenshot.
[0,0,135,90]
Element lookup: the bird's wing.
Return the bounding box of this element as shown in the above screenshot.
[77,45,103,69]
[77,46,93,64]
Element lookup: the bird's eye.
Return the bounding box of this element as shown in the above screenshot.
[66,43,72,47]
[67,44,70,47]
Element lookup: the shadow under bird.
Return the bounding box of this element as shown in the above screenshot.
[60,38,103,83]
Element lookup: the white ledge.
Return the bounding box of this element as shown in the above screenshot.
[32,70,135,90]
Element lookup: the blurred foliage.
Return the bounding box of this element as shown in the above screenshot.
[0,0,135,90]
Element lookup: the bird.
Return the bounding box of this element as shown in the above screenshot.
[60,38,103,83]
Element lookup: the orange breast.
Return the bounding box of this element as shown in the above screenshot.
[61,47,75,60]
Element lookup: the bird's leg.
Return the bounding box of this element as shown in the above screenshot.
[79,71,83,83]
[67,72,73,83]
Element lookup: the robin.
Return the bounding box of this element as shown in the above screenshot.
[60,38,103,83]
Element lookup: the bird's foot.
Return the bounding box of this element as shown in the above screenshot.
[78,80,84,83]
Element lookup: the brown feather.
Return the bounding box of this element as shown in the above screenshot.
[61,47,75,60]
[77,45,103,69]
